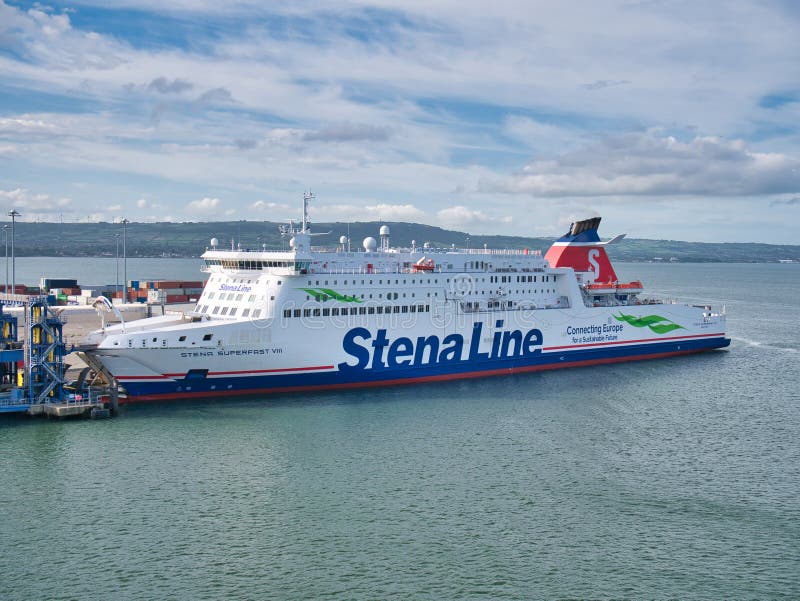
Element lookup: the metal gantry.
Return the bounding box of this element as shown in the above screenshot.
[27,298,67,404]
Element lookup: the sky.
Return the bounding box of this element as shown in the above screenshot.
[0,0,798,243]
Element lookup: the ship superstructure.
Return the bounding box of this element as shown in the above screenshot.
[83,194,729,402]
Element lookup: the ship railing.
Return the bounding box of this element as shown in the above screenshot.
[458,248,542,256]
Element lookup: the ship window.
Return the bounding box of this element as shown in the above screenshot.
[179,336,186,341]
[221,307,229,315]
[332,308,339,316]
[283,309,291,318]
[293,309,301,318]
[401,306,408,313]
[358,307,365,315]
[313,309,320,316]
[208,292,215,299]
[393,306,400,313]
[242,308,250,317]
[152,337,157,342]
[368,307,375,314]
[253,310,261,318]
[212,306,220,314]
[303,309,311,317]
[410,305,416,313]
[376,307,383,314]
[323,308,330,316]
[418,305,424,312]
[248,295,255,302]
[229,308,238,316]
[203,334,213,341]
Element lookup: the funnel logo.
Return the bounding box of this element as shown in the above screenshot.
[587,249,601,281]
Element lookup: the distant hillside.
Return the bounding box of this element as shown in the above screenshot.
[3,220,798,263]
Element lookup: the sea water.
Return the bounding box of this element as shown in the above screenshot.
[1,262,798,600]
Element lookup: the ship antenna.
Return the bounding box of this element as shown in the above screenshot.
[303,191,315,233]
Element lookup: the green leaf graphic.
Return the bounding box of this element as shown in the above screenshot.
[613,312,684,335]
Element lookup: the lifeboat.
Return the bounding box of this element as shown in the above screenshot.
[585,280,617,294]
[413,258,435,272]
[616,280,643,294]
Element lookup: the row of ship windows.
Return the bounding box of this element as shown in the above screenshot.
[206,292,274,301]
[493,275,553,283]
[196,305,264,318]
[206,259,309,270]
[306,275,553,286]
[283,305,431,318]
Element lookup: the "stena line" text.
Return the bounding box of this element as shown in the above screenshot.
[338,320,544,371]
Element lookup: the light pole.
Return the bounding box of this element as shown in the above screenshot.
[122,218,129,302]
[3,225,8,294]
[8,210,19,295]
[115,233,120,299]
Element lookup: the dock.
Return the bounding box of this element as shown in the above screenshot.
[0,295,118,420]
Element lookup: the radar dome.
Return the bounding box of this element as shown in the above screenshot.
[289,236,296,248]
[339,235,348,245]
[210,237,218,247]
[363,236,378,251]
[379,225,390,236]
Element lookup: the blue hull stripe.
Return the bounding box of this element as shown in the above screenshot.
[119,336,731,401]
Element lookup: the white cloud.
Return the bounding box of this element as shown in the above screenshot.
[317,203,427,222]
[250,200,289,212]
[437,206,512,227]
[0,187,72,214]
[186,197,221,213]
[482,132,800,198]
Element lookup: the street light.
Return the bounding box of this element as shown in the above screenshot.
[115,233,120,299]
[121,218,129,302]
[8,210,19,295]
[3,225,8,294]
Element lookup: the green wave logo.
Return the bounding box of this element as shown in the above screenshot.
[613,312,684,335]
[300,288,363,303]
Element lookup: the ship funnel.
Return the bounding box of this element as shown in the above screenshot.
[543,217,624,283]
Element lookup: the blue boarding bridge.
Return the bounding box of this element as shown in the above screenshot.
[0,297,112,417]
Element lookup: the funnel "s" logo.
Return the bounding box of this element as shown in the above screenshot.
[588,248,601,281]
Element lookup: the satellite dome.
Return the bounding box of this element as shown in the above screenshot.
[379,225,390,236]
[289,236,296,248]
[210,237,218,247]
[363,236,378,251]
[339,235,348,245]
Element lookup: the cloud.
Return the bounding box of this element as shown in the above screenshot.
[250,200,289,212]
[581,79,631,90]
[147,77,193,94]
[770,196,800,207]
[186,197,221,213]
[0,187,72,214]
[196,87,233,105]
[437,206,512,227]
[303,123,391,143]
[318,203,426,222]
[481,131,800,197]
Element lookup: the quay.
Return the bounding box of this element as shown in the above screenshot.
[0,293,119,420]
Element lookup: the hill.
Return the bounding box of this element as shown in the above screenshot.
[3,220,798,263]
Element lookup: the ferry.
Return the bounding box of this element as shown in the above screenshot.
[83,194,730,402]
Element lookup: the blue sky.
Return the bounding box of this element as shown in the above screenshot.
[0,0,798,243]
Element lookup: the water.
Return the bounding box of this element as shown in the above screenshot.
[2,262,799,600]
[7,256,204,288]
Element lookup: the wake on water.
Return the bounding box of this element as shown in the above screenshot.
[731,336,799,353]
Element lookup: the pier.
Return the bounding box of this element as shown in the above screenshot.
[0,295,118,419]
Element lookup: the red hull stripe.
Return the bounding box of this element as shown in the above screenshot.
[543,332,725,351]
[123,347,719,403]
